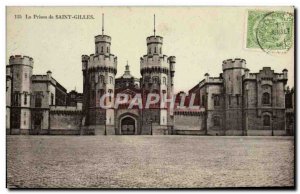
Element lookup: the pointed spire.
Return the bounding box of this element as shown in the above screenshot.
[102,13,104,36]
[126,60,129,71]
[123,61,132,78]
[154,14,156,37]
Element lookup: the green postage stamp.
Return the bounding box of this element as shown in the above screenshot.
[246,10,294,53]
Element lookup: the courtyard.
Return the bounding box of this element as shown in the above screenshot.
[6,136,294,188]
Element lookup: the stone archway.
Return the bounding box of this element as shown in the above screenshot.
[120,116,136,135]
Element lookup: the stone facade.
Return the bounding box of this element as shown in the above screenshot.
[6,25,292,136]
[80,27,176,135]
[6,55,83,135]
[175,59,289,136]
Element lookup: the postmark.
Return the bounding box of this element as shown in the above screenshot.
[246,10,294,53]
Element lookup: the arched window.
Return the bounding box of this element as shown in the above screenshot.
[109,76,113,84]
[154,47,157,54]
[262,92,270,104]
[152,76,159,84]
[35,92,43,108]
[213,117,220,127]
[263,115,271,126]
[214,95,220,106]
[162,77,167,85]
[101,46,103,53]
[99,75,104,83]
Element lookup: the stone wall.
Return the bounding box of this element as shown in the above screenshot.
[49,109,82,135]
[174,112,205,135]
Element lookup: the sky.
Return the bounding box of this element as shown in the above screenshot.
[7,6,294,93]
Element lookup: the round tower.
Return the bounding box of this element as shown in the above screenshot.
[222,58,246,95]
[9,55,33,134]
[222,58,246,133]
[82,15,117,134]
[140,15,176,133]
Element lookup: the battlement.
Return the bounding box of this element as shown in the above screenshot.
[147,36,163,44]
[222,58,246,71]
[140,54,170,70]
[95,35,111,43]
[9,55,34,67]
[88,53,117,69]
[168,56,176,63]
[81,55,90,62]
[199,77,223,88]
[168,56,176,72]
[243,67,288,81]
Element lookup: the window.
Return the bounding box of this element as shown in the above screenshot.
[162,77,167,85]
[13,92,20,106]
[99,75,104,83]
[152,76,159,84]
[24,93,28,105]
[262,92,270,105]
[96,47,98,53]
[154,47,157,53]
[229,95,231,105]
[201,95,205,106]
[51,93,54,105]
[237,95,240,105]
[35,93,42,108]
[148,48,151,54]
[25,73,28,79]
[263,115,271,126]
[160,47,162,54]
[214,95,220,106]
[107,47,109,53]
[213,117,220,127]
[101,46,103,53]
[109,76,113,84]
[108,89,113,102]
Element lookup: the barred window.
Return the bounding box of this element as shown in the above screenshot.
[262,92,270,105]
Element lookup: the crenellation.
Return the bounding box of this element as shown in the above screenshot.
[9,55,34,67]
[222,58,246,70]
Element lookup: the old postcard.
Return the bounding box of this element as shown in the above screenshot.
[6,6,295,189]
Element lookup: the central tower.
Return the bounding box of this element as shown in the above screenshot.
[82,14,117,135]
[140,15,176,134]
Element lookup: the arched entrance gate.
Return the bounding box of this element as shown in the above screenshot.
[120,116,136,135]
